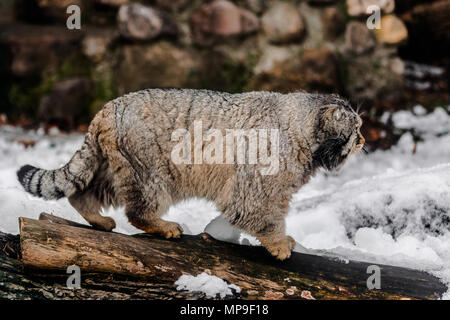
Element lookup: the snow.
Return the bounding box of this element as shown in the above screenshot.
[175,272,241,298]
[204,215,242,244]
[1,106,450,298]
[391,105,450,137]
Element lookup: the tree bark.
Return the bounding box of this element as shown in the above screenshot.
[1,213,447,300]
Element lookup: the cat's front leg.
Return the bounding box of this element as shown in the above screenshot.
[221,178,296,260]
[256,224,296,260]
[229,210,295,260]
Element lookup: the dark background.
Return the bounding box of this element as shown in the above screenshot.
[0,0,449,151]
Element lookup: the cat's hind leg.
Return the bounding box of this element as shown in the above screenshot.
[107,145,183,238]
[128,212,184,239]
[120,177,183,239]
[68,189,116,231]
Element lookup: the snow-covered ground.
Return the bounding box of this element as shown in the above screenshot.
[1,105,450,298]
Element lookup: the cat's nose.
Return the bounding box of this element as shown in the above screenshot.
[357,135,365,147]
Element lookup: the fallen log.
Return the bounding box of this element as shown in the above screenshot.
[9,213,445,300]
[0,233,203,300]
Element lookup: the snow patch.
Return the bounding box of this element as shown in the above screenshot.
[392,106,450,136]
[175,272,241,298]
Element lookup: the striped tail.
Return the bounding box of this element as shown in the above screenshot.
[17,136,100,200]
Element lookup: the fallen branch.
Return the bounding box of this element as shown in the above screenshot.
[1,213,446,299]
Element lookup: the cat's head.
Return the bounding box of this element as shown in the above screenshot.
[311,98,365,171]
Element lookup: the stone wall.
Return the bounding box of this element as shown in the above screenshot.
[0,0,448,134]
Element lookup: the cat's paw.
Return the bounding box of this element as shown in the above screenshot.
[92,217,116,232]
[138,219,184,239]
[159,221,184,239]
[263,235,296,261]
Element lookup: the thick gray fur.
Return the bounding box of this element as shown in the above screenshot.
[17,89,364,260]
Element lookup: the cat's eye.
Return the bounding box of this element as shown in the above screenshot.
[333,109,343,120]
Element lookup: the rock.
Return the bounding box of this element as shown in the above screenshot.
[389,57,405,75]
[117,3,178,41]
[401,0,450,40]
[0,24,83,77]
[250,47,341,93]
[190,0,259,46]
[240,8,260,34]
[38,78,93,128]
[346,0,395,16]
[345,47,404,103]
[261,2,305,44]
[375,15,408,44]
[299,48,342,92]
[298,1,325,46]
[82,28,118,63]
[82,37,109,63]
[321,6,346,39]
[210,35,259,65]
[345,21,376,55]
[399,1,450,65]
[185,50,245,92]
[253,45,296,75]
[115,42,201,94]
